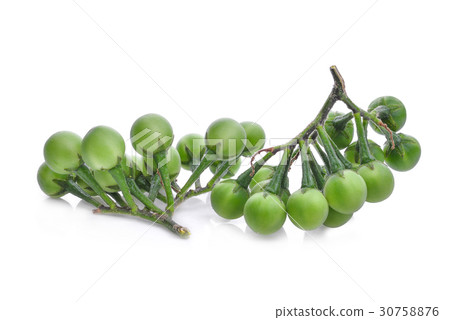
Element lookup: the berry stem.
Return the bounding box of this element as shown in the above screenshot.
[135,174,150,191]
[177,150,215,197]
[316,125,345,174]
[312,140,331,174]
[56,178,102,207]
[126,177,164,214]
[265,148,292,196]
[237,151,274,189]
[94,206,190,239]
[154,151,175,214]
[300,141,316,189]
[75,164,116,209]
[190,164,202,189]
[339,93,395,149]
[171,181,181,193]
[307,148,326,190]
[332,112,353,131]
[148,174,162,202]
[108,164,138,212]
[206,161,232,188]
[354,112,375,164]
[108,192,128,208]
[329,137,354,169]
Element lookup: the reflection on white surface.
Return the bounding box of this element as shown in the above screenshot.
[244,225,288,241]
[43,197,72,209]
[76,198,98,211]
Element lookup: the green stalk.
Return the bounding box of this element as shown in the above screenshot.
[307,149,325,190]
[95,206,190,239]
[329,138,354,169]
[300,141,316,189]
[177,150,215,197]
[175,151,272,209]
[174,158,233,206]
[354,112,375,164]
[126,177,164,214]
[339,94,399,148]
[171,181,181,193]
[141,210,189,238]
[148,174,162,202]
[108,192,127,208]
[290,147,300,166]
[282,147,293,191]
[363,118,369,136]
[108,164,138,212]
[332,112,353,130]
[174,150,274,209]
[55,178,102,207]
[190,164,202,189]
[75,164,116,209]
[371,105,396,127]
[316,125,345,174]
[313,140,331,174]
[135,174,150,191]
[206,161,232,188]
[125,157,145,179]
[156,193,167,203]
[154,151,175,214]
[236,152,274,189]
[265,148,292,196]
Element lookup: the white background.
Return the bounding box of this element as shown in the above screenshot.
[1,1,449,319]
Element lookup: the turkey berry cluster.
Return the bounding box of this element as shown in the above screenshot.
[37,66,420,238]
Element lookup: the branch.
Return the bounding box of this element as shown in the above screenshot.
[94,206,190,238]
